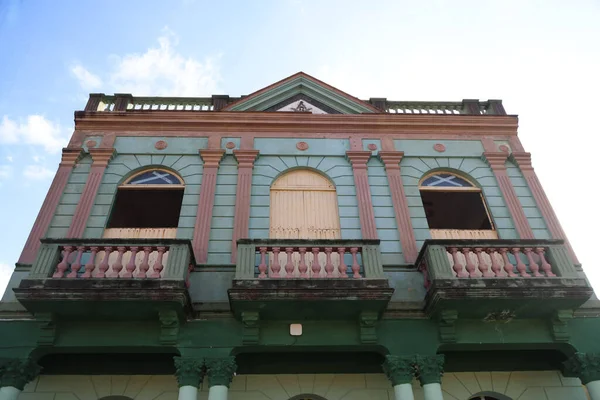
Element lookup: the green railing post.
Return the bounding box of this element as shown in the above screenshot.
[28,243,61,279]
[163,244,192,280]
[362,244,384,278]
[236,244,255,279]
[424,245,454,279]
[546,245,579,278]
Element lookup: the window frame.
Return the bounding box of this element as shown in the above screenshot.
[120,168,185,190]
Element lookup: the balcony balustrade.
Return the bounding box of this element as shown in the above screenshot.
[14,238,195,319]
[417,239,593,318]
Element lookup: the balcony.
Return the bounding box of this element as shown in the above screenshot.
[14,238,195,319]
[417,239,593,318]
[228,239,394,320]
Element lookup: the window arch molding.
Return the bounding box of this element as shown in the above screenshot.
[288,395,329,400]
[269,166,337,190]
[418,168,481,191]
[120,167,185,188]
[469,392,513,400]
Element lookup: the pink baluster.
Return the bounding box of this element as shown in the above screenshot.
[487,248,503,277]
[298,247,308,278]
[149,246,166,278]
[107,246,126,278]
[449,247,468,278]
[82,246,98,278]
[258,247,268,278]
[135,246,152,278]
[324,247,334,278]
[94,246,112,278]
[337,247,348,278]
[475,248,494,278]
[462,248,477,278]
[311,247,322,277]
[53,246,73,278]
[284,247,295,278]
[123,246,138,278]
[524,248,543,277]
[512,248,530,277]
[271,247,281,278]
[350,247,361,278]
[499,248,518,277]
[536,247,556,277]
[67,246,85,278]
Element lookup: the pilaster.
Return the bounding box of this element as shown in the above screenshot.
[346,151,378,239]
[173,356,204,388]
[378,151,418,263]
[414,354,445,385]
[193,149,225,263]
[231,150,259,263]
[0,358,42,390]
[482,152,534,239]
[511,151,580,264]
[18,148,83,264]
[67,148,116,237]
[205,357,237,388]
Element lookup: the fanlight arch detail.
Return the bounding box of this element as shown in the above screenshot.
[288,395,329,400]
[122,168,184,187]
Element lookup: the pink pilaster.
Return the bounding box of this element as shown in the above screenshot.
[378,151,419,263]
[230,150,259,263]
[511,152,580,265]
[67,148,116,238]
[483,152,534,239]
[192,149,225,263]
[18,148,83,264]
[346,151,378,239]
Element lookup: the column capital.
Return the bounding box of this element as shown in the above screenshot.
[173,356,204,388]
[233,150,259,168]
[0,358,42,390]
[205,356,237,388]
[199,149,225,168]
[414,354,445,386]
[89,148,116,167]
[59,148,84,167]
[382,355,414,386]
[378,151,405,170]
[482,151,508,170]
[564,352,600,385]
[346,150,372,169]
[510,151,534,171]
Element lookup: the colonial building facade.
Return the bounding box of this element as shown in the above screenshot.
[0,73,598,400]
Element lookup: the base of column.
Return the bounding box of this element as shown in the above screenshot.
[0,387,21,400]
[422,383,443,400]
[208,385,228,400]
[393,383,415,400]
[178,385,198,400]
[587,381,600,400]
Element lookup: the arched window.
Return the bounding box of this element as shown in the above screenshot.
[419,172,497,240]
[469,392,513,400]
[288,395,328,400]
[104,168,184,239]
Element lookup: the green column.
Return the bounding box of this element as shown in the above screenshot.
[382,355,415,400]
[564,352,600,399]
[173,357,204,400]
[206,357,237,400]
[414,355,445,400]
[0,358,41,400]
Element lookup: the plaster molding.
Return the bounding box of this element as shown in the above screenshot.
[89,148,116,166]
[482,151,509,170]
[359,311,378,344]
[241,311,260,345]
[378,151,405,170]
[233,150,259,168]
[231,150,260,262]
[551,309,573,342]
[346,151,378,239]
[158,309,180,345]
[199,149,225,168]
[438,309,458,343]
[59,148,84,166]
[510,151,534,171]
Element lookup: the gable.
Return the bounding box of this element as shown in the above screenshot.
[223,72,379,114]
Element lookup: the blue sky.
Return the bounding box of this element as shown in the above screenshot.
[1,0,599,293]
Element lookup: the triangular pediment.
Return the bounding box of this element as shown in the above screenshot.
[223,72,378,114]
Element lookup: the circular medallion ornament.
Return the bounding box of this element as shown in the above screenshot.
[296,141,309,151]
[226,141,236,149]
[434,143,446,152]
[86,140,97,148]
[499,144,510,153]
[367,143,378,151]
[155,140,168,150]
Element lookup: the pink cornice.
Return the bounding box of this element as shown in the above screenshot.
[199,149,225,168]
[18,148,84,264]
[483,151,534,239]
[346,150,378,240]
[379,151,419,263]
[231,150,260,263]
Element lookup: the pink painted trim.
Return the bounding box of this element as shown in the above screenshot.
[512,152,580,264]
[378,151,419,263]
[192,150,225,263]
[346,151,378,239]
[230,150,259,263]
[483,152,534,239]
[18,149,83,264]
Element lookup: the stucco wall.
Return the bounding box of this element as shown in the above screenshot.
[18,371,586,400]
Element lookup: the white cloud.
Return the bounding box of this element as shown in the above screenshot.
[72,28,221,97]
[6,156,13,162]
[71,64,103,90]
[22,165,55,181]
[0,115,68,153]
[0,165,12,180]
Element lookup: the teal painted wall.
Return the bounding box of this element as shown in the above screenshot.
[46,155,92,238]
[506,160,551,239]
[207,155,237,264]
